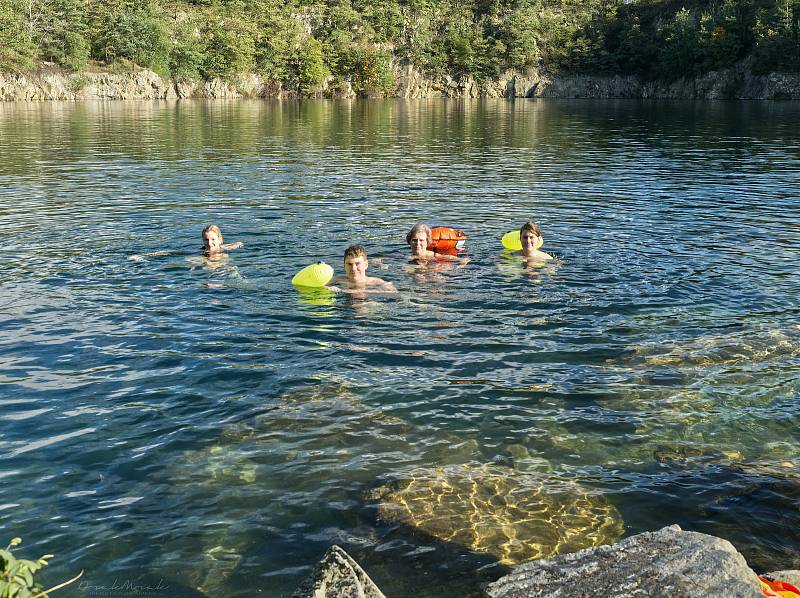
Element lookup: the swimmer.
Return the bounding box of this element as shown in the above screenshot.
[202,225,243,255]
[332,244,397,293]
[518,221,552,262]
[406,223,468,264]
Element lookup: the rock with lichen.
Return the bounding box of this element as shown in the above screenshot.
[485,525,763,598]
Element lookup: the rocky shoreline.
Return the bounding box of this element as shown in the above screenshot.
[2,59,799,101]
[296,526,800,597]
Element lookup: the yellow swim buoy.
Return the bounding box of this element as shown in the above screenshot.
[502,230,543,251]
[292,262,334,287]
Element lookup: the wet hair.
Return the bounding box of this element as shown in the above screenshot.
[343,244,367,261]
[520,221,542,238]
[202,225,223,247]
[406,223,432,245]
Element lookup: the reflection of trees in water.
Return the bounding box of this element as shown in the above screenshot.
[5,100,798,179]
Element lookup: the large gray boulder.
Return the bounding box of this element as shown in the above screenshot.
[293,545,385,598]
[485,525,763,598]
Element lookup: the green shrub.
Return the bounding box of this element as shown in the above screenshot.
[61,31,90,70]
[254,6,302,81]
[351,45,394,93]
[170,20,206,81]
[200,10,257,80]
[89,1,170,75]
[295,36,330,93]
[0,536,81,598]
[0,537,51,597]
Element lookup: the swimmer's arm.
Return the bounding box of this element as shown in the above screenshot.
[129,250,171,261]
[327,277,350,293]
[372,279,398,293]
[222,241,243,250]
[434,254,470,265]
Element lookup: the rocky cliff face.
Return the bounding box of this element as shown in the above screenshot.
[1,60,799,101]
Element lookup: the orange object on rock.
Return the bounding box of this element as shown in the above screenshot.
[428,227,467,252]
[760,576,800,598]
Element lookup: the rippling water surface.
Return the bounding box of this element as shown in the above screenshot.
[1,99,799,597]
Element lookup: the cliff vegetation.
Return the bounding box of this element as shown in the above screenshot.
[1,0,799,93]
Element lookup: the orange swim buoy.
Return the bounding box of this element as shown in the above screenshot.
[760,576,800,598]
[428,227,467,253]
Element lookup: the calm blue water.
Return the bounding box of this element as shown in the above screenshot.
[1,99,799,597]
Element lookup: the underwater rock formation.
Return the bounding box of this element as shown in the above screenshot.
[485,525,763,598]
[369,464,623,565]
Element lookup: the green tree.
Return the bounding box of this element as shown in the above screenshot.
[200,8,256,79]
[498,4,542,70]
[294,36,329,93]
[754,0,800,71]
[35,0,90,70]
[252,1,302,81]
[169,18,206,81]
[656,8,700,80]
[88,0,171,75]
[351,44,394,93]
[0,0,39,72]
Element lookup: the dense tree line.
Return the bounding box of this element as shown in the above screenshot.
[0,0,798,90]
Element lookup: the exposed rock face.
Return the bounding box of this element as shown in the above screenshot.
[293,545,385,598]
[0,69,177,101]
[485,525,764,598]
[2,59,799,100]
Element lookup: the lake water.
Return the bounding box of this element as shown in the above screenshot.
[1,99,799,597]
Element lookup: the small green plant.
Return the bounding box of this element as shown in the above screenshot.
[69,74,89,93]
[0,537,82,598]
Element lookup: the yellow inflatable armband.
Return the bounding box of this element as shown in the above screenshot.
[292,262,334,288]
[502,230,543,251]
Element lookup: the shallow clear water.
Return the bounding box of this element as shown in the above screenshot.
[1,99,799,597]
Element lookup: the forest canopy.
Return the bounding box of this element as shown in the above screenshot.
[1,0,798,90]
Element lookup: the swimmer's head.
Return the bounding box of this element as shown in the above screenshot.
[343,244,368,283]
[520,221,543,254]
[202,225,224,254]
[406,224,432,256]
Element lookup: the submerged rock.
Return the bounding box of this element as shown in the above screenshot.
[193,544,244,596]
[293,545,385,598]
[632,326,800,369]
[485,525,763,598]
[369,464,623,565]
